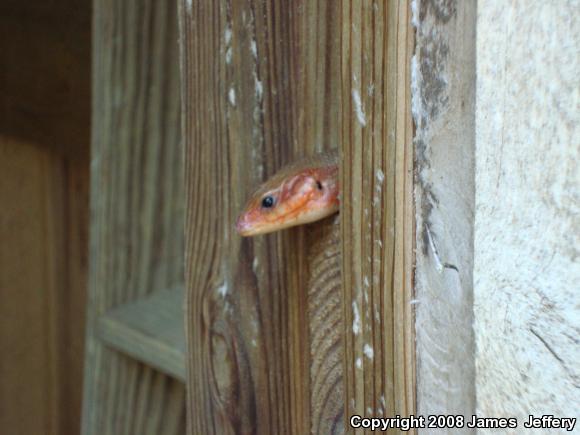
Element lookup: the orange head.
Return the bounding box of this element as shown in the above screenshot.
[236,164,339,236]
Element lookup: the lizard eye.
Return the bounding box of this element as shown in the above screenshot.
[316,180,323,190]
[261,195,275,208]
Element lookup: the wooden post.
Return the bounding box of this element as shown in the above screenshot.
[180,1,415,434]
[180,0,344,433]
[340,1,415,430]
[413,0,477,427]
[82,0,186,433]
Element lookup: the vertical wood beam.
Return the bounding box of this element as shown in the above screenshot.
[181,1,415,434]
[413,1,477,429]
[340,1,415,431]
[181,1,301,433]
[180,0,343,434]
[82,0,185,433]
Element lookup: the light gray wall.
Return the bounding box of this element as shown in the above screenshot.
[475,0,579,424]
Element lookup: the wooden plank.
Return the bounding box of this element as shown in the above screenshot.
[0,136,89,435]
[180,0,343,434]
[305,219,344,434]
[97,288,186,381]
[82,0,185,433]
[0,3,91,430]
[0,137,61,435]
[181,1,416,433]
[412,1,477,428]
[180,1,302,432]
[340,1,415,432]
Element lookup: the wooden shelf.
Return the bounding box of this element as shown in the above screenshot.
[96,287,186,382]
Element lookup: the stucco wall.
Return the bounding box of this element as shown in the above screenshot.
[475,0,579,426]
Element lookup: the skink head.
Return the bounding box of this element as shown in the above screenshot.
[236,165,338,236]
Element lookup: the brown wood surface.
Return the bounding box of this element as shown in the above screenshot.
[181,1,414,434]
[0,3,91,431]
[180,1,343,434]
[340,1,415,432]
[81,0,186,433]
[0,136,89,435]
[97,287,187,381]
[0,0,91,160]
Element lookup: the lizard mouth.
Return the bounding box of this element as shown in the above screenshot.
[236,200,338,237]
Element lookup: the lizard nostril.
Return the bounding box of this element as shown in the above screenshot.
[316,180,323,190]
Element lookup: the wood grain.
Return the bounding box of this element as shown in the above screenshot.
[413,0,477,428]
[82,0,186,433]
[306,217,344,434]
[340,1,415,432]
[0,136,89,435]
[180,0,343,434]
[181,1,416,434]
[97,287,187,381]
[0,3,91,430]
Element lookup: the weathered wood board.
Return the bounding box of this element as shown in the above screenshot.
[412,1,477,431]
[0,136,89,435]
[81,0,186,433]
[180,0,344,433]
[340,1,415,431]
[0,3,91,431]
[181,1,415,434]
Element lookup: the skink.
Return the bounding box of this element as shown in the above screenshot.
[236,150,339,236]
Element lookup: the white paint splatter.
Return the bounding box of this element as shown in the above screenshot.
[252,256,259,274]
[368,83,375,96]
[185,0,192,13]
[356,357,363,369]
[410,299,421,305]
[380,394,386,408]
[255,78,263,100]
[376,168,385,184]
[224,27,232,45]
[367,407,373,415]
[364,276,370,287]
[251,339,257,347]
[228,87,236,106]
[216,282,228,297]
[352,301,361,335]
[250,40,258,59]
[352,89,367,126]
[224,26,233,64]
[363,344,374,360]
